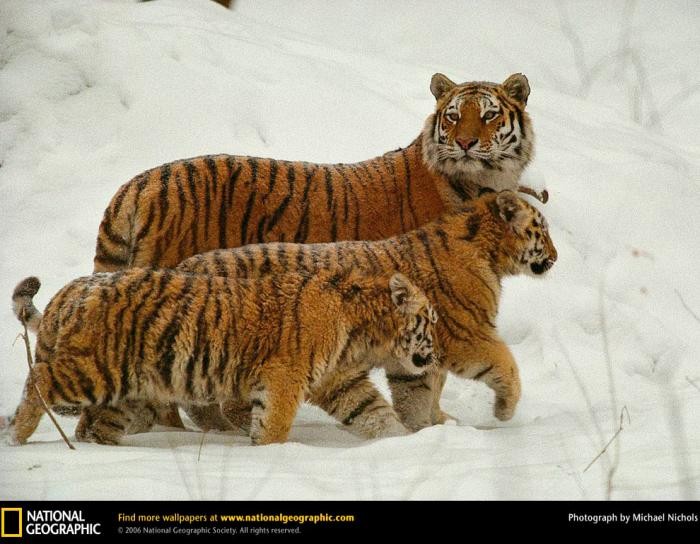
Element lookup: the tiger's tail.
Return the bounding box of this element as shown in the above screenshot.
[12,276,43,333]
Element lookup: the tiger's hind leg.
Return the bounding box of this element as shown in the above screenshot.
[310,370,408,438]
[154,403,185,428]
[220,398,252,435]
[75,401,157,445]
[5,363,53,445]
[185,403,238,433]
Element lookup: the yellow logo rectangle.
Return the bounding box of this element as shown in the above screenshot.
[1,508,22,538]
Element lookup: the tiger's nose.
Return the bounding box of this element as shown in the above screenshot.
[456,137,478,151]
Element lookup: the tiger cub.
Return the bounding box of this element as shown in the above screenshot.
[173,190,557,433]
[4,269,437,446]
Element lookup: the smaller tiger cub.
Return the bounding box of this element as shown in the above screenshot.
[3,268,437,446]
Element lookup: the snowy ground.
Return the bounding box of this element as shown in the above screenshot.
[1,0,699,500]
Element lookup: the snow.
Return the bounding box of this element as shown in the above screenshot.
[1,0,698,500]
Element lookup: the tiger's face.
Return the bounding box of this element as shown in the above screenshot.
[491,191,557,277]
[422,73,533,195]
[397,304,439,374]
[389,273,439,375]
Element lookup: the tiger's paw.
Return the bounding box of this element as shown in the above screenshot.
[379,419,411,438]
[494,399,515,421]
[1,427,20,446]
[432,409,458,425]
[344,414,410,439]
[0,415,10,430]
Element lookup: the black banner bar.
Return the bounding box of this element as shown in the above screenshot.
[0,500,697,540]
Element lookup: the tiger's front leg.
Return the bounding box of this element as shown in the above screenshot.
[310,370,409,438]
[385,360,436,432]
[429,368,457,425]
[445,338,521,421]
[249,362,306,445]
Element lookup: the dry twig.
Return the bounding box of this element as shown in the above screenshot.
[198,431,207,462]
[18,318,75,450]
[676,290,700,324]
[584,406,630,473]
[686,376,700,393]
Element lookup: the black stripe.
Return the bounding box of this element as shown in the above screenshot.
[267,159,278,199]
[254,216,266,243]
[259,244,272,274]
[186,277,211,397]
[416,229,494,330]
[369,159,392,208]
[185,161,200,254]
[109,182,131,220]
[377,243,400,270]
[361,242,381,273]
[47,365,71,403]
[155,275,194,386]
[94,240,128,267]
[157,163,171,230]
[333,165,352,225]
[447,177,471,201]
[292,274,313,352]
[325,372,367,409]
[99,220,129,247]
[276,244,288,269]
[342,395,377,425]
[323,165,334,211]
[434,226,451,253]
[385,150,405,230]
[386,373,424,383]
[203,157,219,243]
[240,190,257,246]
[76,369,97,405]
[266,165,294,234]
[323,166,338,241]
[400,149,419,227]
[245,158,260,241]
[473,365,494,380]
[294,165,314,243]
[220,163,242,248]
[134,203,156,243]
[132,270,169,370]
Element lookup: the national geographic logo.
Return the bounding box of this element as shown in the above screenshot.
[1,508,22,538]
[1,508,101,537]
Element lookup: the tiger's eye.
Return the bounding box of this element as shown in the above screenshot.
[446,112,459,122]
[483,111,498,121]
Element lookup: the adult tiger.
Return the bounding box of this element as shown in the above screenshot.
[93,72,541,428]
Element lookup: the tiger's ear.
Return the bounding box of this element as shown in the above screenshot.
[502,73,530,105]
[390,273,422,315]
[430,73,457,100]
[496,191,528,231]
